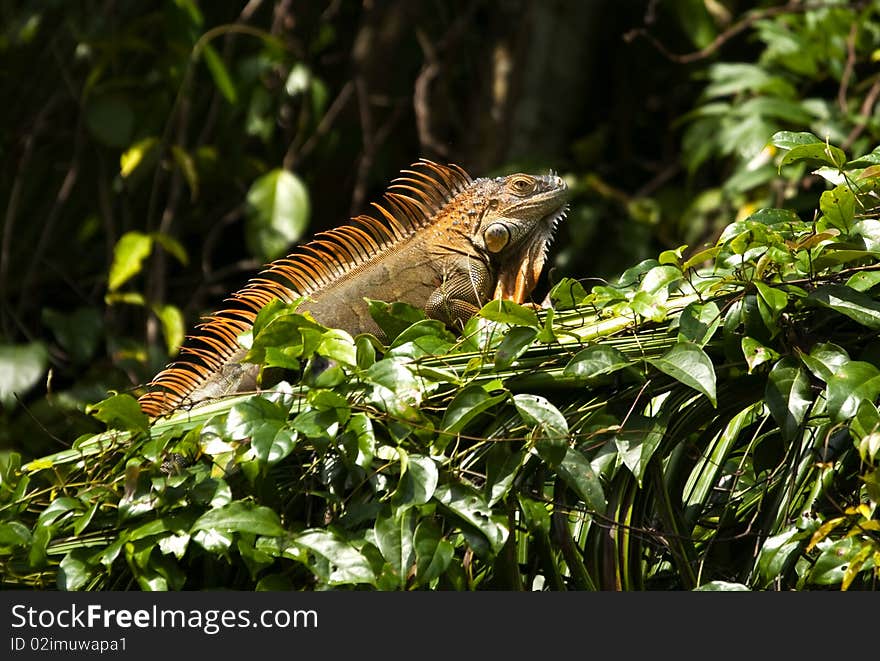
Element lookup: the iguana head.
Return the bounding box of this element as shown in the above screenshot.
[470,172,569,305]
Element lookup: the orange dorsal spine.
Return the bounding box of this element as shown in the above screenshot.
[138,160,473,417]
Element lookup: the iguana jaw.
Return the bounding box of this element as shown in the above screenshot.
[493,198,568,304]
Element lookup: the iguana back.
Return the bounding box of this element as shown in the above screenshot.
[138,160,568,417]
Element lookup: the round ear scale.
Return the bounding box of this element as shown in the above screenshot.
[484,222,510,253]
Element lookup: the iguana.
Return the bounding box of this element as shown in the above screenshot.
[138,159,569,417]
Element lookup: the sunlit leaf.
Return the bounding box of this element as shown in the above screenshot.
[809,284,880,329]
[649,340,717,406]
[108,231,152,291]
[826,360,880,422]
[192,501,285,537]
[154,304,185,355]
[434,483,508,554]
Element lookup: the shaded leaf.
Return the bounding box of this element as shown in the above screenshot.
[442,385,506,434]
[679,301,721,347]
[765,358,812,442]
[494,326,538,370]
[0,342,48,407]
[414,519,454,585]
[202,43,238,104]
[245,169,310,261]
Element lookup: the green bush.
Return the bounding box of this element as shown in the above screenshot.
[2,133,879,591]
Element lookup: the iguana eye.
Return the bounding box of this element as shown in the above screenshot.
[508,176,536,196]
[484,222,510,253]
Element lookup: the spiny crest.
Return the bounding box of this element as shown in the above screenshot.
[138,160,473,417]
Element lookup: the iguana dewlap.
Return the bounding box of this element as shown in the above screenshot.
[138,160,568,417]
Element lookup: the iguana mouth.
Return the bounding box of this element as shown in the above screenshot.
[493,203,568,304]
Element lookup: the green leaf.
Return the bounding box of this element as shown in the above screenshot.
[756,527,804,586]
[120,136,158,178]
[154,304,185,355]
[681,246,721,270]
[826,360,880,422]
[845,270,880,293]
[549,447,607,512]
[85,94,134,148]
[494,326,538,370]
[765,358,812,442]
[563,345,631,380]
[741,336,779,373]
[513,393,569,439]
[245,169,310,261]
[202,43,238,104]
[649,341,717,406]
[0,521,31,546]
[479,299,540,327]
[809,538,859,585]
[639,265,683,294]
[152,232,189,266]
[192,501,285,537]
[0,342,48,407]
[771,130,822,150]
[345,413,375,470]
[318,328,357,366]
[852,400,880,462]
[414,520,454,585]
[442,385,506,434]
[37,496,83,526]
[548,278,588,310]
[485,446,526,507]
[434,483,508,554]
[820,185,855,232]
[780,142,846,171]
[392,454,439,507]
[87,393,149,433]
[679,301,721,347]
[285,62,311,96]
[614,415,667,486]
[58,549,95,591]
[365,300,426,342]
[809,284,880,329]
[289,529,376,585]
[799,342,849,383]
[43,307,102,365]
[108,231,152,291]
[694,581,750,591]
[374,509,415,584]
[746,208,801,225]
[754,282,788,319]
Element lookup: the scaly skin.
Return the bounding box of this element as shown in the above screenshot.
[138,161,568,416]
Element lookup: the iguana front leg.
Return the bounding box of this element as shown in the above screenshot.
[426,258,493,329]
